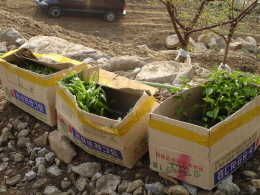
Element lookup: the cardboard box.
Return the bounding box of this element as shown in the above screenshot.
[0,48,88,126]
[148,84,260,189]
[56,66,159,168]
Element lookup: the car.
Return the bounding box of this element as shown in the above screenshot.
[35,0,126,22]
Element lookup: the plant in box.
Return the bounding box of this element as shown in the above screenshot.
[172,68,260,128]
[58,69,133,120]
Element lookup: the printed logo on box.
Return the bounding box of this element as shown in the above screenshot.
[214,141,256,185]
[12,89,46,114]
[72,127,123,160]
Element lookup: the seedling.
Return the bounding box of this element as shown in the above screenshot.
[59,70,131,120]
[172,67,260,128]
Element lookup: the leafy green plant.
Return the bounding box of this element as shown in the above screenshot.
[172,68,260,128]
[59,70,114,118]
[24,63,58,75]
[8,61,57,75]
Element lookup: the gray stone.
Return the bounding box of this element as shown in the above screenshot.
[145,182,164,195]
[72,162,101,178]
[0,162,8,173]
[48,130,76,164]
[33,178,48,188]
[15,38,25,45]
[45,152,55,162]
[91,172,102,181]
[208,37,218,50]
[38,148,48,157]
[229,42,242,51]
[17,137,30,148]
[136,61,192,84]
[35,157,46,167]
[11,119,22,131]
[0,127,10,147]
[47,165,64,177]
[7,140,16,151]
[0,42,7,53]
[21,36,103,62]
[133,187,143,195]
[251,179,260,188]
[243,185,256,195]
[82,57,96,64]
[5,174,21,185]
[96,174,121,195]
[17,122,29,131]
[217,175,240,195]
[242,170,258,179]
[216,36,226,50]
[17,129,30,139]
[126,179,144,193]
[118,179,131,194]
[43,185,62,195]
[76,176,88,192]
[197,34,209,48]
[103,56,151,72]
[13,153,24,162]
[166,34,181,49]
[61,178,72,191]
[190,38,207,51]
[37,165,47,178]
[182,182,198,195]
[25,171,37,181]
[0,28,25,46]
[173,66,195,84]
[167,185,189,195]
[34,132,49,148]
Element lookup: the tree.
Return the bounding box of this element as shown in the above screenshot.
[158,0,259,63]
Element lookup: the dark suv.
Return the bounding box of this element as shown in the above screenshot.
[35,0,126,22]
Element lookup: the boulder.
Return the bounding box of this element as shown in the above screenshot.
[102,56,151,72]
[166,34,181,49]
[21,36,105,61]
[0,28,26,46]
[136,61,193,84]
[48,130,76,164]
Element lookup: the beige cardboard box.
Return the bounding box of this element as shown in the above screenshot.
[0,48,88,126]
[148,85,260,189]
[56,66,159,168]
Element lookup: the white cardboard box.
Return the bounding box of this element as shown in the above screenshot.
[0,48,87,126]
[148,85,260,189]
[56,66,159,168]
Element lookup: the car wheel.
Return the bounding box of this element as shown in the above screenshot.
[104,11,116,22]
[49,6,63,18]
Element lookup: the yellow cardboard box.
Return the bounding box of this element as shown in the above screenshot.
[56,66,159,168]
[0,48,88,126]
[148,85,260,189]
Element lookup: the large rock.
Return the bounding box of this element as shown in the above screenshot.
[21,36,105,61]
[72,162,101,178]
[95,174,121,194]
[101,56,151,71]
[189,38,207,51]
[0,28,26,46]
[136,61,193,84]
[0,42,7,53]
[48,130,76,164]
[166,34,181,49]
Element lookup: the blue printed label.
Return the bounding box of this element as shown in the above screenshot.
[214,142,256,185]
[72,127,123,160]
[13,89,47,114]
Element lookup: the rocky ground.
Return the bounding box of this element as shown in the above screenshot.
[0,0,260,195]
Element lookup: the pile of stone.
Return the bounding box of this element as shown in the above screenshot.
[166,33,260,56]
